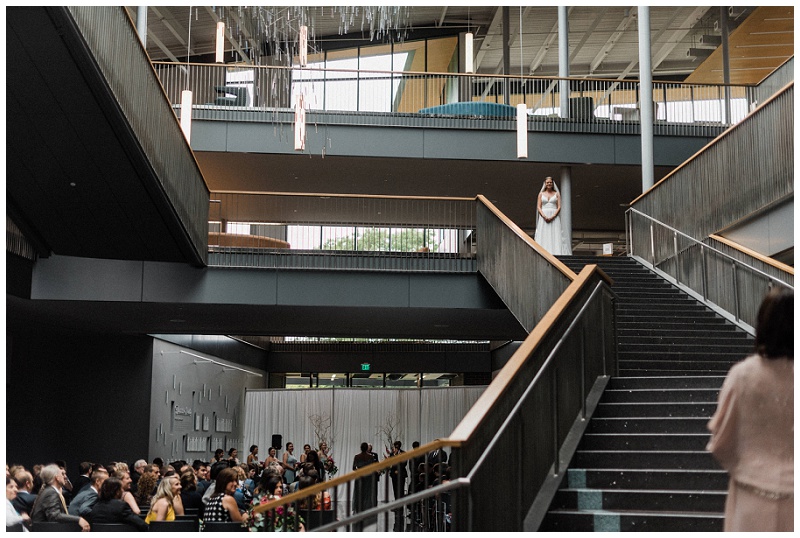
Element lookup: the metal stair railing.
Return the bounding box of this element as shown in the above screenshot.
[626,207,793,334]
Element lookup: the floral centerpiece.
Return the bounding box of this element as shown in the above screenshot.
[247,494,305,532]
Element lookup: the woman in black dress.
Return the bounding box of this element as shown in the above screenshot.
[87,477,148,531]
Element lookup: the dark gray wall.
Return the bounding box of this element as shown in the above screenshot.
[6,328,153,474]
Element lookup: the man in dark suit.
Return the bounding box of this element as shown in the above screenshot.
[68,469,107,517]
[30,464,90,531]
[385,441,408,531]
[129,459,147,496]
[11,470,37,516]
[71,462,93,496]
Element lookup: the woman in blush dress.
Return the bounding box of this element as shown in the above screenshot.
[707,287,793,532]
[533,176,571,256]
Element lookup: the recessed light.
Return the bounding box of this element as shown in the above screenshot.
[170,319,186,323]
[69,182,76,187]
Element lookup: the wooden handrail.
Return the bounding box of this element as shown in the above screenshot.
[709,234,794,275]
[476,195,575,281]
[448,264,611,442]
[210,190,476,203]
[251,439,460,515]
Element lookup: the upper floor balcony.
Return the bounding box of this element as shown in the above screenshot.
[154,62,756,139]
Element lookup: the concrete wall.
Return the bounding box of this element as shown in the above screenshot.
[148,339,267,464]
[6,329,153,472]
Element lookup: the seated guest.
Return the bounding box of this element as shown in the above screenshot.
[129,460,146,496]
[144,475,181,523]
[86,477,147,531]
[134,465,159,507]
[297,472,331,511]
[232,466,253,511]
[29,464,90,531]
[12,470,37,516]
[114,470,140,515]
[68,469,107,517]
[7,476,30,531]
[247,473,303,532]
[204,468,247,523]
[71,462,93,496]
[54,461,73,502]
[193,461,210,495]
[179,471,204,512]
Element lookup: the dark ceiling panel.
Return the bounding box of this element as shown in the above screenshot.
[6,7,206,263]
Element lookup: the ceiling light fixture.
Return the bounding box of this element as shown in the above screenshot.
[180,7,193,142]
[516,7,528,159]
[215,21,225,63]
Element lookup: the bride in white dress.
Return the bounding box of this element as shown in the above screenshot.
[534,177,571,255]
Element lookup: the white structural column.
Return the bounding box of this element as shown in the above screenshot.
[560,166,572,254]
[638,6,654,191]
[136,6,148,48]
[558,6,570,119]
[720,6,731,123]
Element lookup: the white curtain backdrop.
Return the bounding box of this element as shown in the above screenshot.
[243,386,484,479]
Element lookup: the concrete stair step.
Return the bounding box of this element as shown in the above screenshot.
[601,388,719,403]
[619,342,751,353]
[619,350,743,361]
[617,312,723,321]
[607,376,725,390]
[586,417,710,434]
[618,328,750,339]
[579,433,710,451]
[593,402,718,418]
[618,303,712,312]
[615,296,699,304]
[572,450,721,470]
[619,365,730,377]
[618,363,736,376]
[551,488,726,513]
[564,468,729,491]
[539,508,724,532]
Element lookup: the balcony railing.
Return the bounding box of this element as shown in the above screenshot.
[208,192,476,272]
[154,62,755,136]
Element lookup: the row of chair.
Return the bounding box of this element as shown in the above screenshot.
[25,521,247,532]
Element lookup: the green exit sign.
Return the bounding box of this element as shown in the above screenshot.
[361,363,370,371]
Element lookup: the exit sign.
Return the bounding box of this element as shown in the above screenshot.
[361,363,371,371]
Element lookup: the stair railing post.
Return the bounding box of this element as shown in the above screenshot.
[580,326,587,420]
[626,210,632,256]
[732,261,740,322]
[552,367,559,477]
[673,230,680,285]
[700,244,708,300]
[649,222,656,267]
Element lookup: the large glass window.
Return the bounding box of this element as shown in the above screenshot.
[290,36,456,112]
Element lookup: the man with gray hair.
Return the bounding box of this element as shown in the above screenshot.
[129,459,147,496]
[30,464,90,531]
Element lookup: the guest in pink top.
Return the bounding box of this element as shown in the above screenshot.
[707,287,793,532]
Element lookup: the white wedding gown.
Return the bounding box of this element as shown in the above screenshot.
[534,193,571,255]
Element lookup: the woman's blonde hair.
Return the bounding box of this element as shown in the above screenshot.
[149,475,178,507]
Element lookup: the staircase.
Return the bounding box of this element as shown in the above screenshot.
[538,255,754,532]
